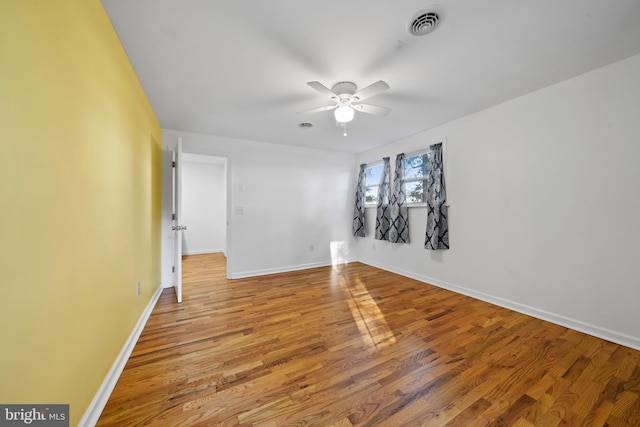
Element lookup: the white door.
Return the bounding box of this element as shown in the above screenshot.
[172,137,185,303]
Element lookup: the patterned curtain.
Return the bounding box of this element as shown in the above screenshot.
[389,153,409,243]
[352,164,366,237]
[425,143,449,249]
[375,157,391,241]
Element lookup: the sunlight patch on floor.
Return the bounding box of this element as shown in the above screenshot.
[338,275,396,351]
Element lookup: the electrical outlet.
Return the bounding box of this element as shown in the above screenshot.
[136,282,141,296]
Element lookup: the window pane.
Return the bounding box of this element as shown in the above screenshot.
[365,164,383,186]
[405,181,426,204]
[365,185,378,204]
[405,153,429,179]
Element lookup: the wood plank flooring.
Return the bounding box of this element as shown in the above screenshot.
[97,253,640,426]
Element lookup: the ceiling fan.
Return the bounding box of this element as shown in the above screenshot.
[299,80,391,134]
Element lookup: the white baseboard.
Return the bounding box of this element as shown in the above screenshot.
[358,258,640,351]
[182,249,225,256]
[229,260,335,279]
[79,284,164,427]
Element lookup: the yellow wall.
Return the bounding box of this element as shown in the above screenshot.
[0,0,162,424]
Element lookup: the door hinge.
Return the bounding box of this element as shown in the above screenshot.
[172,161,176,167]
[172,266,175,273]
[172,213,176,220]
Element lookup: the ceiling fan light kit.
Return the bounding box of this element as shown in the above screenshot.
[334,104,354,123]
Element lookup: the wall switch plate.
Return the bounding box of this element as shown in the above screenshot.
[136,282,141,296]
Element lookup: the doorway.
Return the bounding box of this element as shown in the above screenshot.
[180,153,228,278]
[162,142,230,297]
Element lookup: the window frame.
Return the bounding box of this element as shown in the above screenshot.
[363,161,383,207]
[362,139,447,209]
[402,150,431,207]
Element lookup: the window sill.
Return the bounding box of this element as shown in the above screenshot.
[365,203,428,209]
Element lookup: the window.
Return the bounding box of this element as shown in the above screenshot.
[364,162,383,205]
[403,151,430,205]
[364,151,432,206]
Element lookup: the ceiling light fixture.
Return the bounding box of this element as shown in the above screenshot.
[334,103,354,123]
[299,80,390,135]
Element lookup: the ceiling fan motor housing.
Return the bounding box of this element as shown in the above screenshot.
[331,81,357,97]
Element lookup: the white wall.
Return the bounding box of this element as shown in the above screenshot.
[162,131,357,281]
[182,157,226,255]
[355,53,640,349]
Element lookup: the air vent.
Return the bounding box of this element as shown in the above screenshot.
[298,122,313,128]
[408,11,440,36]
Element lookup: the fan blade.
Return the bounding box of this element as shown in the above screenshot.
[307,81,339,100]
[352,103,391,116]
[297,104,337,114]
[352,80,389,101]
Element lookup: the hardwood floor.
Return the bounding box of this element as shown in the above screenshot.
[97,253,640,426]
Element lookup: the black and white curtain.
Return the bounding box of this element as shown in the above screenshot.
[375,157,391,241]
[389,153,409,243]
[425,143,449,249]
[352,164,366,237]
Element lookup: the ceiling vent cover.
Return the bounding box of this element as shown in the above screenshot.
[408,11,440,36]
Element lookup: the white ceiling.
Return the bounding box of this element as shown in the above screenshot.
[102,0,640,154]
